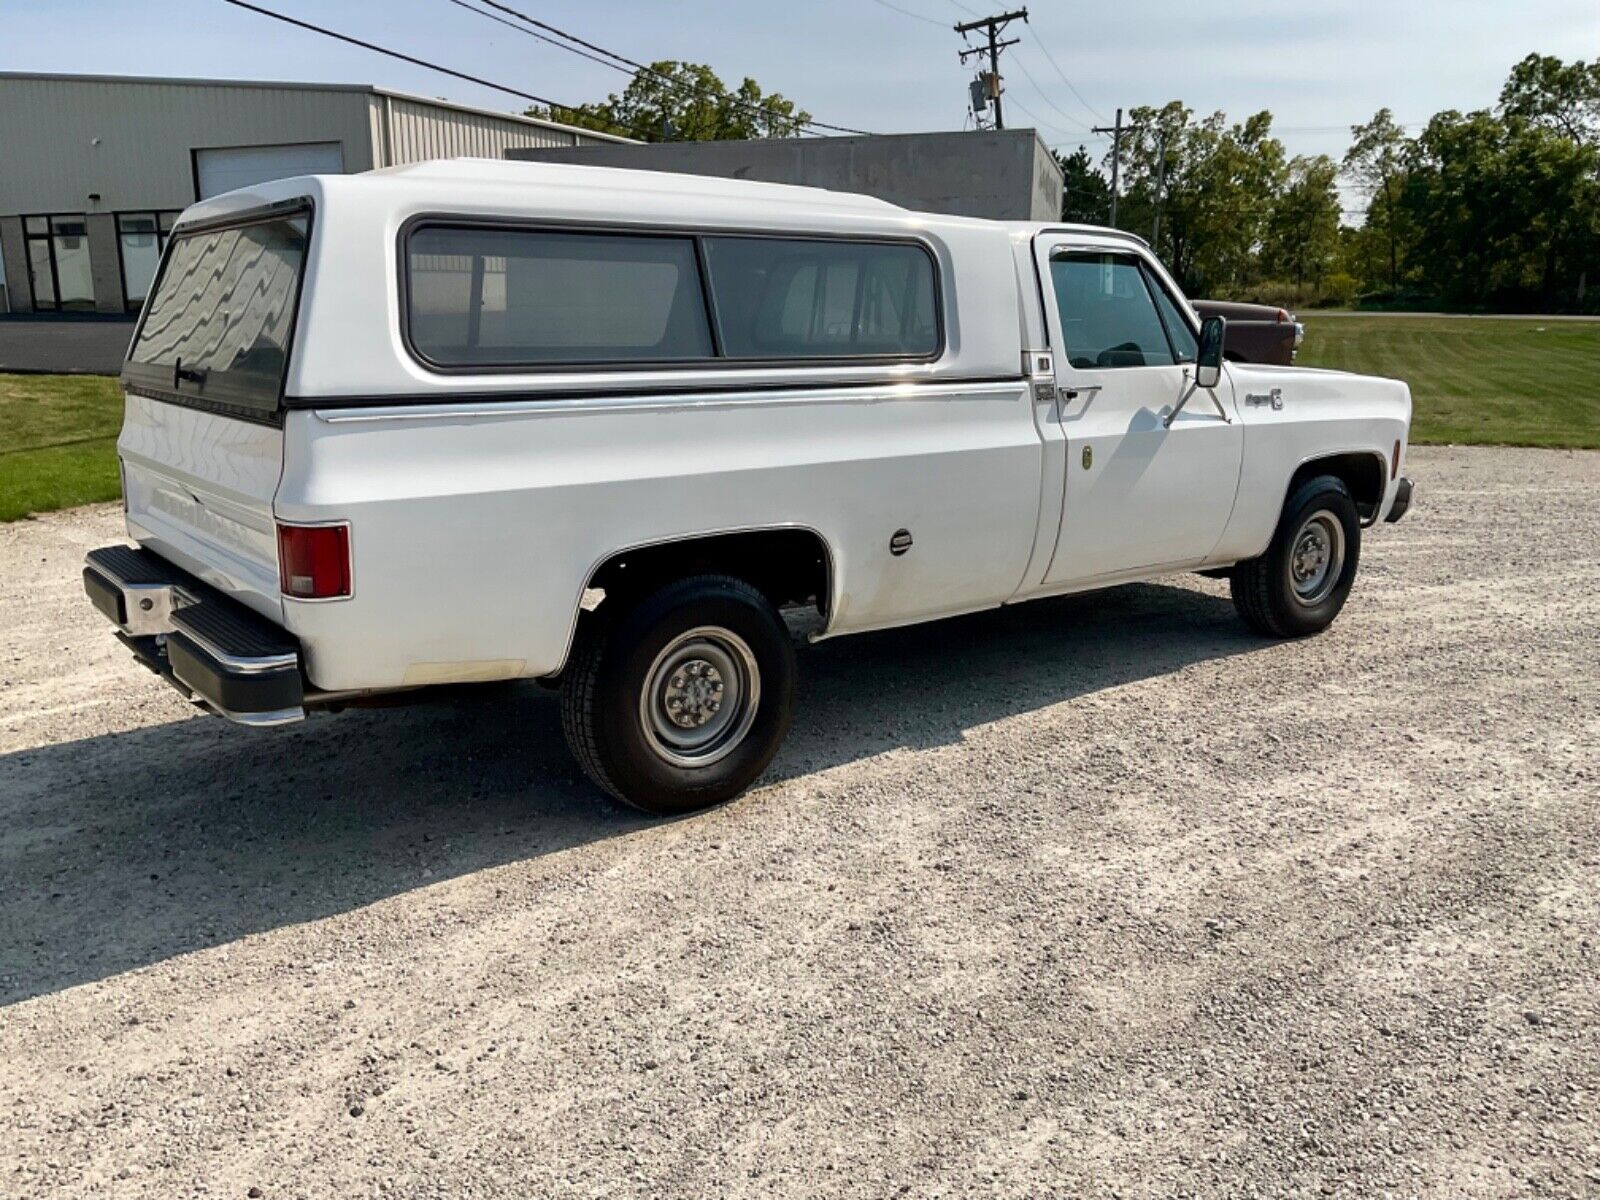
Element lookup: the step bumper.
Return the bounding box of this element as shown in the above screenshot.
[84,545,305,726]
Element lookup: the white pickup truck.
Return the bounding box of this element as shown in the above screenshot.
[84,160,1413,814]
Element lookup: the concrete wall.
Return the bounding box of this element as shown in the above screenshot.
[1029,136,1065,225]
[508,130,1064,222]
[0,217,31,313]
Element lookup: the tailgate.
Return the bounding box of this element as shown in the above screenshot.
[117,202,309,623]
[119,394,285,621]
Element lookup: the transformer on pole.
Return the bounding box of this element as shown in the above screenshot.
[954,9,1027,131]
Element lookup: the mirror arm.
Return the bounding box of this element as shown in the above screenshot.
[1204,383,1231,422]
[1164,381,1196,428]
[1165,369,1232,428]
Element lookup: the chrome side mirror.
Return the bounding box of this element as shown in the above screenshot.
[1195,315,1226,390]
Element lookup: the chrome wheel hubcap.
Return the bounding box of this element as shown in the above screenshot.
[1289,510,1345,606]
[641,627,760,767]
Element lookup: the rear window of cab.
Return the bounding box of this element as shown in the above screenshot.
[402,223,940,370]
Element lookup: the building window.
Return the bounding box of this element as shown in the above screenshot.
[26,225,57,309]
[117,211,181,311]
[23,214,96,313]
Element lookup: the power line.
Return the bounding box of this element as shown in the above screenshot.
[472,0,876,136]
[1274,122,1425,133]
[1007,51,1092,133]
[443,0,631,80]
[445,0,818,137]
[1005,95,1089,141]
[1026,34,1106,124]
[867,0,947,25]
[217,0,657,139]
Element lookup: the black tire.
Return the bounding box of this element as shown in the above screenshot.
[560,575,795,815]
[1230,474,1361,638]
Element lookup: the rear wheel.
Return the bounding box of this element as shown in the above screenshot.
[1231,475,1361,638]
[560,575,795,815]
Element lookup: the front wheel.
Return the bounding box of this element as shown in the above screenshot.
[1230,475,1361,638]
[560,575,796,815]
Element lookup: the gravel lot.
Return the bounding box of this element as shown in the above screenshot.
[2,445,1596,1198]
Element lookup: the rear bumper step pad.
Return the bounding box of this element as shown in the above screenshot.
[1386,477,1414,523]
[84,545,305,725]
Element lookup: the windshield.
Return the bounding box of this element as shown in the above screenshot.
[129,212,308,412]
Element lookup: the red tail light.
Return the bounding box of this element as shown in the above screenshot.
[277,522,351,599]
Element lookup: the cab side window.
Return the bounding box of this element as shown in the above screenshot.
[1050,252,1178,370]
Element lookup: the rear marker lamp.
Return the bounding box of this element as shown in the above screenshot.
[277,522,351,600]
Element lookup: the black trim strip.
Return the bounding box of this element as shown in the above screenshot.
[395,213,947,377]
[283,373,1027,411]
[1138,259,1196,363]
[125,383,286,427]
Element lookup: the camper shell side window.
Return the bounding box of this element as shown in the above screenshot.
[398,218,944,374]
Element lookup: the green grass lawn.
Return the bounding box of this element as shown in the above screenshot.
[1298,316,1600,449]
[1,315,1597,522]
[0,374,124,522]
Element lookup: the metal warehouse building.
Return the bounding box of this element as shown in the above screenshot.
[0,72,629,316]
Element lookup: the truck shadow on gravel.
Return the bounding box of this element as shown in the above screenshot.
[0,580,1261,1006]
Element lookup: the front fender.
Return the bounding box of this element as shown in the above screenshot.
[1208,364,1412,564]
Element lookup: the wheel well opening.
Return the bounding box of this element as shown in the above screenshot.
[587,529,834,620]
[1290,452,1386,522]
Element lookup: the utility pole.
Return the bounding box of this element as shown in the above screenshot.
[1150,133,1168,247]
[954,9,1027,131]
[1092,107,1123,226]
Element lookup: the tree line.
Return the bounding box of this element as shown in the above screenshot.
[1056,54,1600,312]
[529,54,1598,313]
[528,60,813,142]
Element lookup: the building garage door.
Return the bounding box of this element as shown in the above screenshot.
[193,142,345,200]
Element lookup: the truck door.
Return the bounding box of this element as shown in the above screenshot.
[1032,235,1243,586]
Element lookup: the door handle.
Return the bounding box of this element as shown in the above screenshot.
[1061,385,1102,401]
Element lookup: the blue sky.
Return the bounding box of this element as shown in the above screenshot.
[5,0,1597,171]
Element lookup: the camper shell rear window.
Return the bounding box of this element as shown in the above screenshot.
[123,203,310,417]
[400,219,942,372]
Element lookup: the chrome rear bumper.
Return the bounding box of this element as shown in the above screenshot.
[84,545,306,725]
